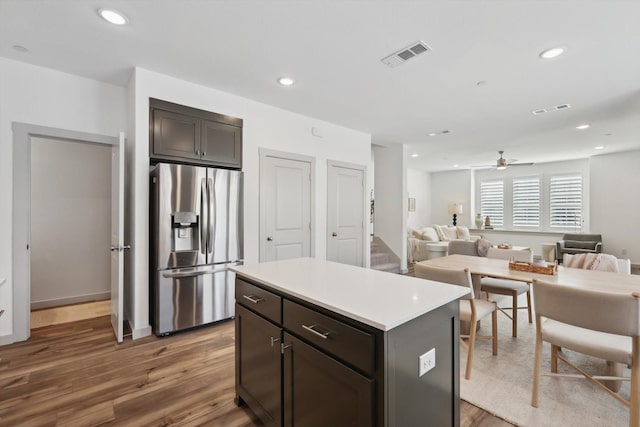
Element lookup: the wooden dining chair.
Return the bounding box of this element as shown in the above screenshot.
[414,263,498,380]
[480,247,534,337]
[531,279,640,427]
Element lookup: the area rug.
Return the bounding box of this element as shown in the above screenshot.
[461,300,630,427]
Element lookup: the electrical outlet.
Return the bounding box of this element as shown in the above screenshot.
[419,348,436,377]
[622,248,628,256]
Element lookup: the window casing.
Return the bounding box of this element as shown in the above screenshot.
[476,170,585,231]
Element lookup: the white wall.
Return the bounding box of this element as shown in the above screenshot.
[407,168,431,229]
[373,144,407,271]
[0,58,127,342]
[429,170,472,226]
[590,150,640,263]
[30,137,111,308]
[129,68,372,337]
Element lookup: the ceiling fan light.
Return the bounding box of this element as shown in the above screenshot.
[496,165,507,170]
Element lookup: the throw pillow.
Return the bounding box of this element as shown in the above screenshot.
[432,224,447,241]
[475,238,493,257]
[409,228,422,239]
[443,226,458,241]
[420,227,439,242]
[456,226,470,240]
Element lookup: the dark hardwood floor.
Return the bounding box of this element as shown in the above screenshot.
[0,316,512,426]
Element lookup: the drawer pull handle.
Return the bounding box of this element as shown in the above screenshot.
[242,295,264,304]
[302,324,330,339]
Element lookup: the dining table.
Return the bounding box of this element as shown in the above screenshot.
[418,254,640,296]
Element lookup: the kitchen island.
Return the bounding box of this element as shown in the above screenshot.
[231,257,468,427]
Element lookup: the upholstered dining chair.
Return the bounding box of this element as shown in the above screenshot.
[481,247,534,337]
[414,263,498,380]
[531,279,640,427]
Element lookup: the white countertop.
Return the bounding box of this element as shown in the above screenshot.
[231,258,469,331]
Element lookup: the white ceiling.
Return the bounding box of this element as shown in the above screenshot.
[2,0,639,171]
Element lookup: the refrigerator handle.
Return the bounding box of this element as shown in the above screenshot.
[200,178,208,255]
[208,177,215,255]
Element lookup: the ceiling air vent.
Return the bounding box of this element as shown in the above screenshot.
[531,103,572,115]
[382,41,431,68]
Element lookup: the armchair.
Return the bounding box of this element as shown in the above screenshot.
[556,233,602,263]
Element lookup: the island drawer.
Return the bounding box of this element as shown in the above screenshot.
[236,279,282,323]
[283,299,374,374]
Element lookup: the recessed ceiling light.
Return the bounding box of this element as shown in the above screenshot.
[428,133,437,137]
[98,9,128,25]
[277,77,295,86]
[594,146,604,150]
[453,164,459,168]
[539,46,566,59]
[576,124,591,130]
[12,45,29,53]
[411,153,419,158]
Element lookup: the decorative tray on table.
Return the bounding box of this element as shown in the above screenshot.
[508,260,557,275]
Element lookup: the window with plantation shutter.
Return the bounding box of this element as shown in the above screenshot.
[512,177,540,227]
[550,175,583,228]
[480,180,504,226]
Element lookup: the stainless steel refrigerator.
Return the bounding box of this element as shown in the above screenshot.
[150,163,243,336]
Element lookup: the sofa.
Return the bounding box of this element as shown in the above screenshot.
[408,225,481,263]
[555,233,602,263]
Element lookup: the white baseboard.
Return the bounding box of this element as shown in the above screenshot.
[131,323,152,340]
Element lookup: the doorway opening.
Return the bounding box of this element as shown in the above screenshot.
[29,137,112,328]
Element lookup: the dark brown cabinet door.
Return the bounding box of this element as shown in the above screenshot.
[201,119,242,168]
[283,333,373,427]
[235,304,282,427]
[152,109,200,161]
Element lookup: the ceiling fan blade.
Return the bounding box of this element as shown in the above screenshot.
[471,164,494,168]
[508,162,535,166]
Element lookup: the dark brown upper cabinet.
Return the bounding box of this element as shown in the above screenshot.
[150,98,243,169]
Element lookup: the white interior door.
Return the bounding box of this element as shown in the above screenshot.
[260,154,312,262]
[110,132,125,342]
[327,161,365,267]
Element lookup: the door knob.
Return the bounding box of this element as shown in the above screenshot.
[332,232,337,237]
[110,246,119,252]
[267,236,273,241]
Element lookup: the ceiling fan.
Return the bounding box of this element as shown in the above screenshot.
[474,150,534,170]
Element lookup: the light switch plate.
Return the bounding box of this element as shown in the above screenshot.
[419,348,436,377]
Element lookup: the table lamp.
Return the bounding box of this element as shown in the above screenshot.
[448,203,463,226]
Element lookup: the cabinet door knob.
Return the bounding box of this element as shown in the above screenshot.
[267,236,273,241]
[332,232,338,237]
